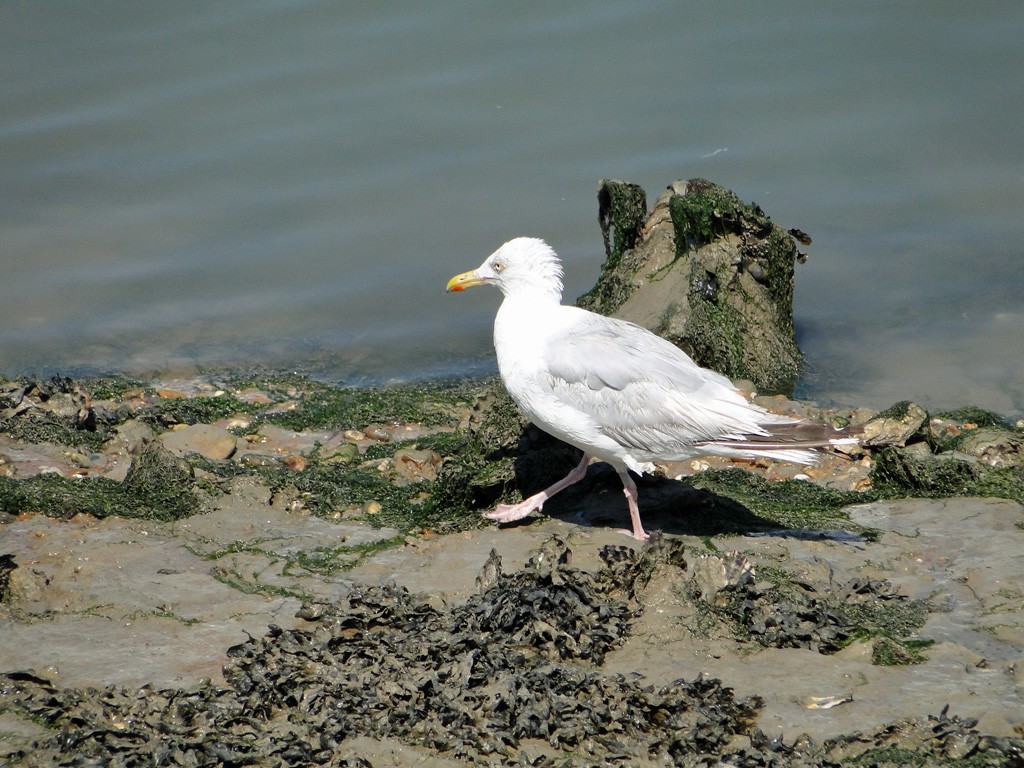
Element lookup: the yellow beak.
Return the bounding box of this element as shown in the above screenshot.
[446,269,486,292]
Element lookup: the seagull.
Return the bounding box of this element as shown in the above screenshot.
[447,237,858,541]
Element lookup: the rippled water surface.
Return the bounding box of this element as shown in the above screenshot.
[2,2,1021,415]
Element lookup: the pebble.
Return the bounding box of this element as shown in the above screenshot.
[109,419,156,454]
[232,388,273,405]
[235,453,280,468]
[158,424,239,461]
[391,448,442,482]
[283,455,308,472]
[323,443,360,464]
[155,389,187,400]
[262,401,299,414]
[363,425,392,442]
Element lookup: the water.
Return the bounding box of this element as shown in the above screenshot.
[2,2,1022,416]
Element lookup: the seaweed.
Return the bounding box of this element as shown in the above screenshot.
[669,181,746,251]
[242,376,474,433]
[872,447,1024,505]
[684,467,866,531]
[0,444,199,521]
[711,569,931,663]
[148,394,259,427]
[3,542,1017,767]
[596,178,647,269]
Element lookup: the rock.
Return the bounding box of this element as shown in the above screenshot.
[282,455,308,472]
[323,442,360,464]
[955,425,1023,467]
[861,401,928,448]
[363,425,392,442]
[391,448,442,483]
[158,424,238,460]
[220,416,252,430]
[232,387,273,405]
[235,452,280,468]
[577,178,806,394]
[155,388,187,399]
[105,418,155,455]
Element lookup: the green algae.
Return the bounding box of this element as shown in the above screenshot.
[226,379,489,535]
[932,406,1008,429]
[209,566,313,602]
[284,535,406,576]
[122,608,202,627]
[0,474,120,520]
[683,468,866,531]
[871,637,935,666]
[251,454,486,536]
[3,370,1020,543]
[189,537,280,561]
[120,443,201,519]
[78,374,146,401]
[873,400,919,422]
[149,394,258,427]
[1,378,108,451]
[838,599,932,665]
[232,375,474,433]
[679,407,1022,534]
[596,178,647,271]
[669,182,744,250]
[267,461,415,515]
[667,182,802,393]
[0,374,486,531]
[872,447,1024,505]
[4,416,107,453]
[0,443,199,522]
[667,181,798,329]
[683,290,749,384]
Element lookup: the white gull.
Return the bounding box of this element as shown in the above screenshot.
[447,237,858,541]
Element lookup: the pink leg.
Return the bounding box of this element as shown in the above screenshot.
[484,453,591,523]
[618,470,649,541]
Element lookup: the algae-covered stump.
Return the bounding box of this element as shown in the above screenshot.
[579,178,807,395]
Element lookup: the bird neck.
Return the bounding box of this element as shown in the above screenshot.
[494,294,562,339]
[493,297,561,378]
[498,284,563,305]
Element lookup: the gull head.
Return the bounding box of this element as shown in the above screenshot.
[446,237,564,302]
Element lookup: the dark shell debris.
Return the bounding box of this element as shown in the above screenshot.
[3,537,1022,767]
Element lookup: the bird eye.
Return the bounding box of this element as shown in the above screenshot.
[491,260,504,273]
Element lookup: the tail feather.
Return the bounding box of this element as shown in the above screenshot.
[700,422,862,465]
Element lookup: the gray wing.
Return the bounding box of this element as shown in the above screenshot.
[540,310,775,456]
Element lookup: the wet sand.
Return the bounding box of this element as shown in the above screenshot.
[2,477,1022,762]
